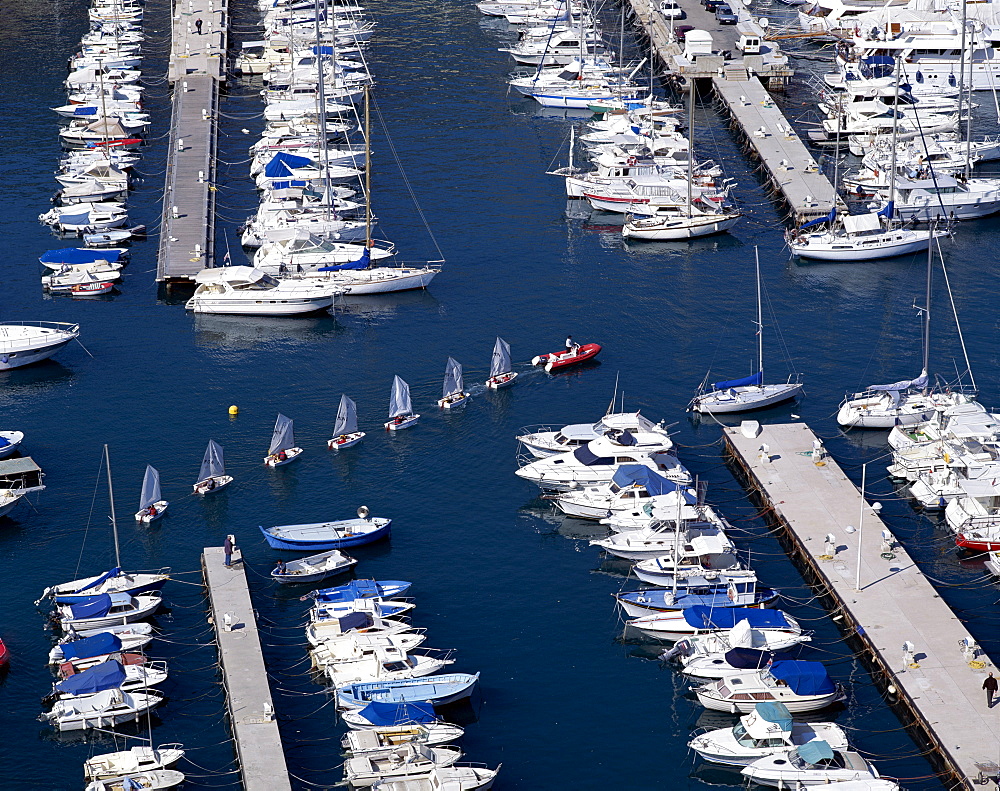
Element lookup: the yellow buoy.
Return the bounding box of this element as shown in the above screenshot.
[228,405,239,416]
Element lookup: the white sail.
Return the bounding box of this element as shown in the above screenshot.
[334,394,359,435]
[389,375,412,418]
[198,440,225,482]
[443,357,464,398]
[138,465,161,510]
[490,337,512,377]
[269,413,295,455]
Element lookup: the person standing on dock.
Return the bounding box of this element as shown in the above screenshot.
[985,672,998,707]
[224,534,234,567]
[195,17,203,34]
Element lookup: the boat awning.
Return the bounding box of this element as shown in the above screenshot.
[337,612,373,631]
[60,632,123,660]
[69,593,114,619]
[725,647,778,671]
[753,700,793,729]
[573,445,614,467]
[711,371,762,391]
[689,534,731,555]
[842,213,881,234]
[78,567,122,592]
[869,370,927,392]
[0,456,44,491]
[796,740,834,765]
[358,701,437,726]
[40,248,124,266]
[610,465,680,496]
[959,478,1000,497]
[768,660,836,695]
[683,606,789,630]
[264,151,313,178]
[55,660,127,696]
[317,248,369,271]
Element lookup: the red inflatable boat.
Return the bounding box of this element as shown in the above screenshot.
[532,343,602,373]
[0,637,9,669]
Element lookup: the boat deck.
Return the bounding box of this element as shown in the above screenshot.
[724,422,1000,791]
[202,545,292,791]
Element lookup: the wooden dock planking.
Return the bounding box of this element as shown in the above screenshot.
[724,422,1000,791]
[203,546,293,791]
[157,0,227,282]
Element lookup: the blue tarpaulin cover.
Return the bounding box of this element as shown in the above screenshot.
[610,465,682,497]
[682,606,790,630]
[768,660,836,696]
[78,567,122,593]
[799,208,836,230]
[69,593,114,620]
[358,701,436,726]
[59,632,123,661]
[263,151,312,178]
[318,248,370,272]
[725,647,781,671]
[74,106,98,115]
[797,740,835,764]
[711,371,763,391]
[0,437,8,448]
[55,660,127,696]
[40,248,123,265]
[754,701,793,730]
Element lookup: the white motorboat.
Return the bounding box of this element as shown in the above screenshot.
[741,742,879,786]
[184,266,337,316]
[623,202,740,240]
[0,321,80,370]
[0,489,25,518]
[39,202,129,233]
[690,250,802,414]
[485,336,517,389]
[871,175,1000,221]
[53,659,169,699]
[311,631,427,662]
[0,430,24,459]
[371,766,499,791]
[629,606,805,644]
[673,619,815,680]
[272,548,357,584]
[695,660,847,713]
[690,702,849,766]
[329,393,366,449]
[385,375,420,431]
[56,592,162,631]
[41,688,163,731]
[84,744,186,781]
[85,769,186,791]
[264,413,304,466]
[437,357,469,409]
[343,724,465,752]
[517,411,674,458]
[193,439,233,494]
[345,744,463,787]
[49,624,155,663]
[316,644,452,688]
[306,613,416,647]
[553,465,694,520]
[134,465,168,523]
[590,521,736,562]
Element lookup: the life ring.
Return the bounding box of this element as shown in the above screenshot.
[627,156,638,166]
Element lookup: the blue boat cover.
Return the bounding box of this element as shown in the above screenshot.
[768,661,836,696]
[58,212,91,225]
[0,437,8,448]
[358,701,436,726]
[74,106,98,115]
[573,445,614,467]
[725,647,780,671]
[78,567,122,593]
[316,579,382,602]
[799,207,836,230]
[877,200,894,219]
[338,612,373,631]
[263,151,312,178]
[754,701,793,730]
[797,739,834,765]
[60,632,123,661]
[682,606,789,630]
[317,248,370,272]
[269,180,308,190]
[610,465,680,496]
[69,593,114,620]
[711,371,763,391]
[55,660,126,696]
[41,248,123,265]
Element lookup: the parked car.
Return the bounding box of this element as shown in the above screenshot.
[715,3,738,23]
[659,0,686,18]
[703,0,725,10]
[674,24,695,41]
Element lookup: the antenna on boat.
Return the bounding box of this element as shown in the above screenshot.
[687,78,694,219]
[104,444,121,569]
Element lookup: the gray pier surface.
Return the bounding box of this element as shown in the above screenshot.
[203,546,292,791]
[724,422,1000,791]
[157,0,228,282]
[625,0,843,222]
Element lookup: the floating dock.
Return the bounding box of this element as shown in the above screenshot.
[725,422,1000,791]
[203,545,292,791]
[157,0,228,282]
[625,0,843,222]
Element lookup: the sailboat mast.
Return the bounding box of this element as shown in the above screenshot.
[886,59,901,215]
[922,226,932,376]
[313,0,333,225]
[958,0,972,179]
[755,247,763,378]
[687,78,694,218]
[104,444,121,569]
[671,482,682,603]
[364,84,372,246]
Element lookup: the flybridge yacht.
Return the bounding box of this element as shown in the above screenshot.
[797,0,910,35]
[184,266,339,316]
[517,411,675,458]
[501,27,610,66]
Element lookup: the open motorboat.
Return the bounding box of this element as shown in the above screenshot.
[372,766,499,791]
[385,375,420,431]
[675,641,802,681]
[341,702,465,739]
[329,393,366,449]
[741,742,879,786]
[0,490,25,518]
[134,465,168,523]
[695,660,847,713]
[272,548,357,584]
[553,465,693,520]
[39,249,128,272]
[517,411,673,458]
[85,770,186,791]
[437,357,469,409]
[690,701,849,767]
[0,430,25,459]
[532,342,601,372]
[306,611,417,647]
[48,629,154,665]
[313,579,413,604]
[590,518,735,561]
[345,744,463,787]
[193,439,233,494]
[261,509,392,550]
[264,412,304,466]
[336,673,481,710]
[486,337,517,389]
[617,569,779,615]
[184,266,336,316]
[343,722,465,751]
[311,597,414,624]
[690,250,802,413]
[629,606,804,644]
[311,631,427,665]
[84,744,186,782]
[317,645,453,688]
[40,687,163,731]
[0,321,80,370]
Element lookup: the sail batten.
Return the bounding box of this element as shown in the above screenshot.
[443,357,464,398]
[269,414,295,455]
[334,394,359,435]
[490,337,512,377]
[198,440,225,482]
[389,376,412,418]
[138,465,161,510]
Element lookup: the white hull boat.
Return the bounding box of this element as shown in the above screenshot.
[741,746,879,787]
[41,688,162,731]
[0,321,80,369]
[345,744,463,787]
[343,724,465,751]
[85,744,186,781]
[85,769,186,791]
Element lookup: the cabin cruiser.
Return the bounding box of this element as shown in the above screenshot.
[869,175,1000,221]
[551,465,693,519]
[695,660,847,713]
[253,232,395,273]
[741,742,879,786]
[184,266,339,316]
[592,521,736,561]
[0,321,80,370]
[629,606,804,644]
[672,620,813,679]
[517,411,673,458]
[616,568,777,617]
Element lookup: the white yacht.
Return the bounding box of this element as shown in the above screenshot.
[517,411,674,458]
[0,321,80,370]
[184,266,338,316]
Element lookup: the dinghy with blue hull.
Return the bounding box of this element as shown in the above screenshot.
[312,579,412,602]
[337,673,481,710]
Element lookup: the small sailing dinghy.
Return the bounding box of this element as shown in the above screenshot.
[485,336,517,389]
[437,357,469,409]
[272,549,357,584]
[689,249,802,414]
[134,465,168,523]
[532,342,601,373]
[385,376,420,430]
[261,506,392,550]
[265,413,304,466]
[85,769,186,791]
[193,439,232,494]
[329,394,366,449]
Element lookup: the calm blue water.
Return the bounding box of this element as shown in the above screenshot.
[2,0,999,789]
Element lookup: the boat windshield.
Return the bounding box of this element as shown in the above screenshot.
[244,274,280,290]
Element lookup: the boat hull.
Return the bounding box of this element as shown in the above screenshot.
[260,519,392,550]
[329,432,366,449]
[385,415,420,431]
[486,372,517,389]
[194,475,233,494]
[532,343,602,372]
[691,383,803,414]
[265,447,304,467]
[135,501,168,523]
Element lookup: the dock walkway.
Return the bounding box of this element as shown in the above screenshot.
[203,546,292,791]
[725,422,1000,791]
[157,0,228,282]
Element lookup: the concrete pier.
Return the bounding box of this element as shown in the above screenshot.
[724,422,1000,791]
[157,0,228,282]
[203,546,292,791]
